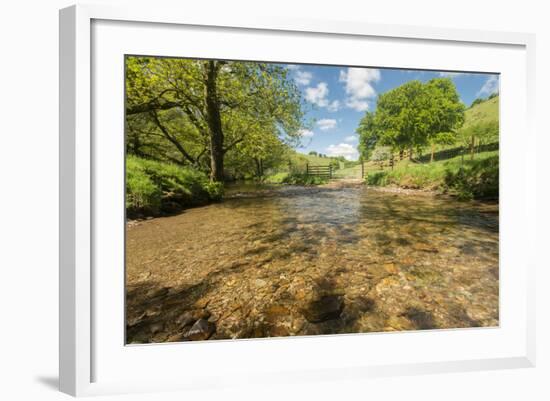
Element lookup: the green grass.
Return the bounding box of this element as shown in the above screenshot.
[364,96,499,200]
[366,151,498,200]
[126,155,224,217]
[287,151,341,169]
[332,164,363,178]
[463,95,499,130]
[264,172,289,184]
[264,171,328,185]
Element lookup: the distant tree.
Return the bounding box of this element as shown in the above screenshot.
[458,120,499,160]
[308,151,318,156]
[370,146,392,169]
[358,78,464,162]
[356,112,378,160]
[424,78,466,162]
[470,98,485,108]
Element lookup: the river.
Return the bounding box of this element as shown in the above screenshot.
[126,183,499,343]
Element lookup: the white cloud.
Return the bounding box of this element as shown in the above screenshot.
[344,135,358,143]
[294,70,313,86]
[477,75,499,97]
[305,82,330,107]
[298,129,314,138]
[316,118,337,131]
[326,143,359,160]
[344,98,370,112]
[327,100,340,112]
[339,67,380,112]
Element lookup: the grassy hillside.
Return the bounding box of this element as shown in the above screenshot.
[463,95,499,130]
[366,96,499,200]
[290,152,337,167]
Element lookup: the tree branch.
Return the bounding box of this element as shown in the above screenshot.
[149,111,197,165]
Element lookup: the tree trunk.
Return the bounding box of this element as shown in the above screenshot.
[254,158,263,178]
[204,60,225,182]
[430,143,435,162]
[470,136,475,160]
[409,146,413,161]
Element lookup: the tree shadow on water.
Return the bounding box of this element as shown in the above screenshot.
[126,258,254,343]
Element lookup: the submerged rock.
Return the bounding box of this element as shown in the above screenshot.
[302,295,344,323]
[186,318,216,341]
[412,243,439,253]
[149,322,164,334]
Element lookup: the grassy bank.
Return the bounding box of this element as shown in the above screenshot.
[126,156,224,218]
[366,151,498,200]
[264,171,329,185]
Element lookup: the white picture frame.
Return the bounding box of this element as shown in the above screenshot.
[59,4,536,397]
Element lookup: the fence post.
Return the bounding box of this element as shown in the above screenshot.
[361,160,364,178]
[329,165,332,179]
[306,162,309,176]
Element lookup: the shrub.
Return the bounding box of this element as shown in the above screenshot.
[443,156,498,200]
[281,172,328,185]
[126,156,224,217]
[365,152,499,201]
[264,172,289,184]
[126,161,161,213]
[366,171,388,186]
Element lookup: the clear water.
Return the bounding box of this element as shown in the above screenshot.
[126,184,498,343]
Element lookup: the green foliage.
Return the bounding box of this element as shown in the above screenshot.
[365,151,498,200]
[125,56,305,181]
[443,156,499,200]
[370,146,392,162]
[357,78,465,159]
[264,172,289,184]
[281,172,328,185]
[126,156,223,217]
[470,98,485,108]
[126,158,162,212]
[366,171,388,186]
[357,112,378,160]
[264,170,329,185]
[461,95,499,131]
[456,96,499,152]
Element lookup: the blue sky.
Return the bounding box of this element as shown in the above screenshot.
[281,63,499,160]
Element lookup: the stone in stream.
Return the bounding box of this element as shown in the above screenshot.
[412,243,439,253]
[175,311,195,328]
[302,295,344,323]
[166,333,190,343]
[149,322,164,334]
[186,318,216,341]
[146,286,170,299]
[176,310,212,329]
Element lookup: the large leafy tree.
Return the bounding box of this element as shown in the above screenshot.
[125,57,304,181]
[357,78,465,161]
[424,78,465,161]
[356,112,378,161]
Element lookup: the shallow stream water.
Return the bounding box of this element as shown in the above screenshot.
[126,183,499,343]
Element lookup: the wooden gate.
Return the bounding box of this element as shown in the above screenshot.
[306,164,332,178]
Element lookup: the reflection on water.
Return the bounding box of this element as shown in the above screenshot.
[126,184,498,343]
